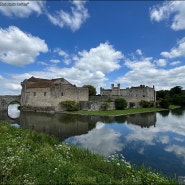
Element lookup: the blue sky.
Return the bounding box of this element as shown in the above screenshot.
[0,0,185,95]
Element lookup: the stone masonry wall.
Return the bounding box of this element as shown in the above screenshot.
[21,86,89,111]
[0,95,21,111]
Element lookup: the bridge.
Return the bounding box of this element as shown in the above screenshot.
[0,95,21,111]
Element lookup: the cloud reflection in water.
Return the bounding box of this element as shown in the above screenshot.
[67,121,124,156]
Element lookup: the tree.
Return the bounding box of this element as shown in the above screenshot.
[83,85,96,96]
[159,99,169,109]
[169,86,182,96]
[115,98,127,110]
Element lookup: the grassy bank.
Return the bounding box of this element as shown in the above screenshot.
[70,107,165,116]
[69,106,180,116]
[0,121,177,185]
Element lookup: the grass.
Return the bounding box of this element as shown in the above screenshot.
[70,107,165,116]
[69,106,181,116]
[0,120,178,185]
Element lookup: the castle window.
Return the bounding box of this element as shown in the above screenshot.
[61,92,64,96]
[34,92,36,96]
[44,92,47,96]
[143,95,145,97]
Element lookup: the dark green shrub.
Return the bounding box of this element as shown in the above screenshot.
[159,99,169,109]
[60,101,79,111]
[115,98,127,110]
[100,102,109,110]
[129,102,135,108]
[140,100,154,108]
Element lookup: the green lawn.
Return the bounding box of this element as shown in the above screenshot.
[71,107,165,116]
[0,121,177,185]
[69,106,180,116]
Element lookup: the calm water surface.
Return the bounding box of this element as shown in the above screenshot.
[2,108,185,178]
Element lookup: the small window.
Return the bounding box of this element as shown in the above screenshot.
[34,92,36,96]
[61,92,64,96]
[44,92,47,96]
[143,95,145,97]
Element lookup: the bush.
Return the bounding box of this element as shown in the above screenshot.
[100,102,110,110]
[159,99,169,109]
[115,98,127,110]
[60,101,79,111]
[140,100,154,108]
[129,102,135,108]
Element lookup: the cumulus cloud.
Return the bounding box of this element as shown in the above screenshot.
[116,55,185,90]
[50,59,60,64]
[170,61,181,66]
[0,1,89,32]
[0,26,48,66]
[150,1,185,31]
[0,1,45,18]
[54,48,71,65]
[155,59,167,67]
[67,122,124,156]
[161,37,185,59]
[46,1,89,32]
[74,42,123,73]
[0,42,122,94]
[136,49,142,56]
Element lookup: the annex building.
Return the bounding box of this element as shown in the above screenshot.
[21,76,89,111]
[100,83,156,106]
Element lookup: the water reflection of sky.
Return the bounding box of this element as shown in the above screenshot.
[66,122,124,156]
[66,109,185,177]
[8,104,20,119]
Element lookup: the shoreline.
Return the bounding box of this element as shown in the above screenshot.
[60,106,180,117]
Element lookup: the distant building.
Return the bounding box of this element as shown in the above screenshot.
[100,83,156,107]
[21,76,89,111]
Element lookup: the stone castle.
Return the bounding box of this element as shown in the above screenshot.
[100,83,156,103]
[21,76,89,111]
[20,76,156,111]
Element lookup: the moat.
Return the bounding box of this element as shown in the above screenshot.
[1,107,185,178]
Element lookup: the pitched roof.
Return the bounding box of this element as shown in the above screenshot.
[26,76,72,88]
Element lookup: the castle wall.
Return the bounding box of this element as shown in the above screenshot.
[0,95,21,111]
[21,85,89,111]
[100,84,156,104]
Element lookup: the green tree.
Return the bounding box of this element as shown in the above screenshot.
[156,90,169,101]
[83,85,96,96]
[159,99,169,109]
[115,98,127,110]
[170,86,182,96]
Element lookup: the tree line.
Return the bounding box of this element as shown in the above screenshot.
[157,86,185,108]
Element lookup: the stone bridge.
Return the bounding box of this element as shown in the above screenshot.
[0,95,21,111]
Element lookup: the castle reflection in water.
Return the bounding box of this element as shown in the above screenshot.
[9,111,158,141]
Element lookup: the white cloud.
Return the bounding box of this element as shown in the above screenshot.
[50,59,60,64]
[136,49,142,56]
[0,1,45,18]
[150,1,185,31]
[46,1,89,32]
[74,42,123,73]
[0,26,48,66]
[38,61,48,66]
[54,48,71,65]
[0,42,122,94]
[170,61,181,66]
[116,55,185,90]
[67,122,124,156]
[155,59,167,67]
[161,37,185,59]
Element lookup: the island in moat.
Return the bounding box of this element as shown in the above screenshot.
[20,76,156,112]
[1,76,181,114]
